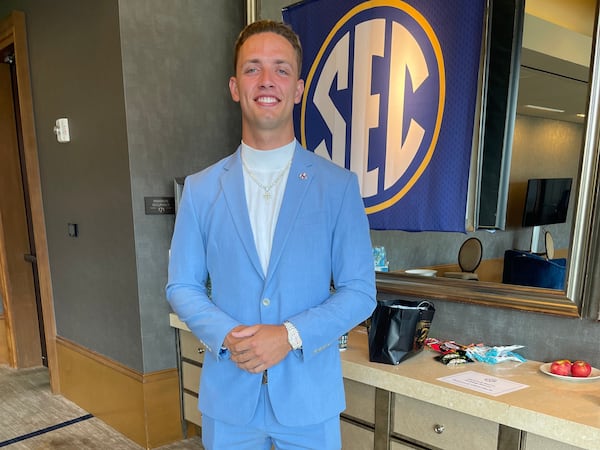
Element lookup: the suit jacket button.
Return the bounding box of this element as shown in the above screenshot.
[262,298,270,306]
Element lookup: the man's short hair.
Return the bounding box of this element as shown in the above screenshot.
[233,20,303,75]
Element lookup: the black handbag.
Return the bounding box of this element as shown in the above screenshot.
[368,299,435,365]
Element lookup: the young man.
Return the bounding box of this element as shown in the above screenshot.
[167,20,376,449]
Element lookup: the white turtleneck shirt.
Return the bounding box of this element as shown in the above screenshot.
[241,140,295,276]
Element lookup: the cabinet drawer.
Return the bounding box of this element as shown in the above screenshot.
[341,419,374,450]
[182,361,202,393]
[343,378,376,424]
[392,394,498,449]
[183,391,202,426]
[180,330,206,363]
[390,441,423,450]
[523,433,583,450]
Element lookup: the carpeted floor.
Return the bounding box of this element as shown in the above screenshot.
[0,365,203,449]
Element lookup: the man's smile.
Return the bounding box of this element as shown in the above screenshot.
[255,95,279,104]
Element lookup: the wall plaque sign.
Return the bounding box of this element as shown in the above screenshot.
[144,197,175,215]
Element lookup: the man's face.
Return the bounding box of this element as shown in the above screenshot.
[229,32,304,143]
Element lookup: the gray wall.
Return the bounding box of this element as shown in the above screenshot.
[118,0,244,372]
[0,0,143,369]
[0,0,243,373]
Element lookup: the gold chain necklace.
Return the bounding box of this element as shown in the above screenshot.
[241,157,292,200]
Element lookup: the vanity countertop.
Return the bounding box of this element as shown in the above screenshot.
[169,314,599,449]
[343,327,599,449]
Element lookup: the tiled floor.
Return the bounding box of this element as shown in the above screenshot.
[0,365,203,449]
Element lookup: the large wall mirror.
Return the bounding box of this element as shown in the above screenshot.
[374,0,600,319]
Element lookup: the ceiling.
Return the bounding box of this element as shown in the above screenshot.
[517,50,590,123]
[525,0,596,35]
[516,0,596,123]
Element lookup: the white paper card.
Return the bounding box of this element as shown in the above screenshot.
[437,370,529,397]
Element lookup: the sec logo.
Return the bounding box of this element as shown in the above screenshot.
[300,1,445,214]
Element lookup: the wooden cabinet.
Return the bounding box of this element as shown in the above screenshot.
[169,320,597,450]
[340,378,589,450]
[343,378,500,450]
[177,329,205,428]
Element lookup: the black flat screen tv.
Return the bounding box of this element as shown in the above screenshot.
[522,178,572,227]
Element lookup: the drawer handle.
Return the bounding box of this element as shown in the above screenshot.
[433,424,445,434]
[197,348,205,354]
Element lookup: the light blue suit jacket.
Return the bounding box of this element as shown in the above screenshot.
[166,142,376,426]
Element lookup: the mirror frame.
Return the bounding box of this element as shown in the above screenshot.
[376,8,600,319]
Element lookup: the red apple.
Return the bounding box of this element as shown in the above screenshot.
[571,360,592,377]
[550,359,572,376]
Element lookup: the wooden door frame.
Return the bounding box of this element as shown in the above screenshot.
[0,10,59,392]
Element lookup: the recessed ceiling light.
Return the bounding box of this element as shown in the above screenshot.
[577,113,586,118]
[524,104,565,113]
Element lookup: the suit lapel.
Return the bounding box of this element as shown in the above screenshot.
[221,148,264,278]
[267,144,314,281]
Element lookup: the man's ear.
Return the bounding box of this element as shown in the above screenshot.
[229,76,240,102]
[294,79,305,104]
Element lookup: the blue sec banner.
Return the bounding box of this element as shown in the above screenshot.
[283,0,485,231]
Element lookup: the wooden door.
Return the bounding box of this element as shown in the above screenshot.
[0,12,57,388]
[0,57,43,368]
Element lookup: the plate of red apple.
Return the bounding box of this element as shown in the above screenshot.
[539,359,600,381]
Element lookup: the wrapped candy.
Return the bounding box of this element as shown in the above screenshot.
[465,345,526,364]
[425,338,475,365]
